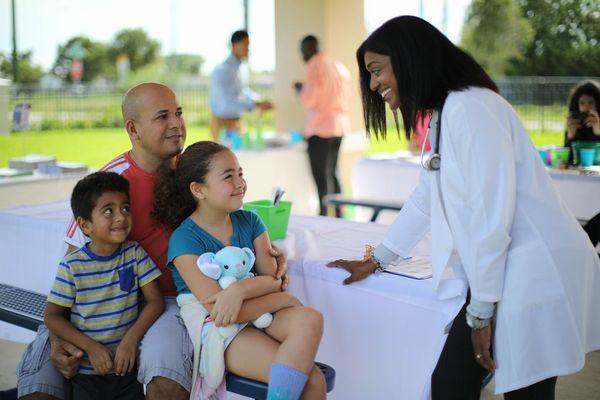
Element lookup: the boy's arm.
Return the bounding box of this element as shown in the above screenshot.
[114,280,164,375]
[44,302,97,353]
[45,302,114,375]
[121,281,164,345]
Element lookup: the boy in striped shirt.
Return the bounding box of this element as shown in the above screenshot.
[44,171,164,399]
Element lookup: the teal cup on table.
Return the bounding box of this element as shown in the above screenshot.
[537,149,548,166]
[290,130,304,144]
[580,148,595,167]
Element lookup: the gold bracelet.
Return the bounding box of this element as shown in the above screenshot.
[363,244,386,273]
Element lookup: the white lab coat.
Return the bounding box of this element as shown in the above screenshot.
[381,87,600,393]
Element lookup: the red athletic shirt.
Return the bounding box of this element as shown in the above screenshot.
[65,152,177,296]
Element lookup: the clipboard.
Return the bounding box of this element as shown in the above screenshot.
[384,256,433,280]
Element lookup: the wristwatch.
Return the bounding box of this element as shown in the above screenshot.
[363,244,386,273]
[465,311,492,330]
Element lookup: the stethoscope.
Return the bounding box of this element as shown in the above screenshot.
[420,105,443,171]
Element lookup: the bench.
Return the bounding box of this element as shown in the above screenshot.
[226,362,336,399]
[323,193,403,222]
[0,284,336,399]
[0,283,46,332]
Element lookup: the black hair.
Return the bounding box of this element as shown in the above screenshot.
[153,141,230,228]
[356,15,498,140]
[567,80,600,113]
[71,171,130,221]
[231,30,249,45]
[301,35,319,48]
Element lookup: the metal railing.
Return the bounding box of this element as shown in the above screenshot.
[8,81,273,131]
[7,76,599,133]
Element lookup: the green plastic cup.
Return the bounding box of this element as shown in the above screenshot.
[551,148,570,169]
[243,200,292,240]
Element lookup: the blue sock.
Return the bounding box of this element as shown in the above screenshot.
[266,363,309,400]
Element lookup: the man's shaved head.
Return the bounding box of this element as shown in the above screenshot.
[120,82,186,171]
[121,82,175,122]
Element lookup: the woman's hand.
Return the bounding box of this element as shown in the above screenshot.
[471,325,495,372]
[584,110,600,135]
[326,258,378,285]
[202,284,244,327]
[566,115,582,139]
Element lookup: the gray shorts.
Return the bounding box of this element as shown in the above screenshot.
[16,297,193,399]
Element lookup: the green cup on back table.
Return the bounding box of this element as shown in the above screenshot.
[550,147,570,169]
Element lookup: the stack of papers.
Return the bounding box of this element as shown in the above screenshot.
[8,154,56,171]
[0,168,33,178]
[384,256,433,280]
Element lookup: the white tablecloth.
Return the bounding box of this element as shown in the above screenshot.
[0,145,319,214]
[0,202,464,399]
[353,152,600,221]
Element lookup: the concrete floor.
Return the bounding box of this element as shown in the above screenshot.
[481,351,600,399]
[1,339,598,398]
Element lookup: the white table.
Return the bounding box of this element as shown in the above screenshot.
[353,152,600,222]
[0,145,319,214]
[0,202,464,399]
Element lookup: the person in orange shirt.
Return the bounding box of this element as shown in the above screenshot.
[294,35,351,216]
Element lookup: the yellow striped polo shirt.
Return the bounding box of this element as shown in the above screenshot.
[47,241,161,374]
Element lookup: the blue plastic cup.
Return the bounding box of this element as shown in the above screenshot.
[290,130,303,144]
[580,148,595,167]
[230,133,242,150]
[537,149,548,166]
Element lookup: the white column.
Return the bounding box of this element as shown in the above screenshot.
[0,79,10,135]
[274,0,366,134]
[322,0,367,133]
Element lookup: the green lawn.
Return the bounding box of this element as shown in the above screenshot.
[0,126,564,169]
[0,126,212,168]
[366,129,563,154]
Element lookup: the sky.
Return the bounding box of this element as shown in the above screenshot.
[0,0,471,75]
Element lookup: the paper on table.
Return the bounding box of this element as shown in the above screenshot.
[384,256,433,280]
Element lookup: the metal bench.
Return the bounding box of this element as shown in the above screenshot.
[0,283,47,331]
[324,193,403,222]
[226,362,336,399]
[0,283,336,399]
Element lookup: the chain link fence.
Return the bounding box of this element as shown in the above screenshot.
[497,76,599,133]
[8,81,273,131]
[7,76,599,133]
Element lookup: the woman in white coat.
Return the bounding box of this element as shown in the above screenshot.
[328,16,600,399]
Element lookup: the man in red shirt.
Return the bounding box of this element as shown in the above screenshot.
[17,83,287,400]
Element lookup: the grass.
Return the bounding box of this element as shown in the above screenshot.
[0,126,212,168]
[365,129,564,154]
[0,126,564,169]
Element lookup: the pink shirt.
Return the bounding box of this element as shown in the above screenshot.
[300,53,351,138]
[415,113,432,151]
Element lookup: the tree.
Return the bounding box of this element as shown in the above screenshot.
[0,51,43,84]
[108,29,160,72]
[53,36,112,82]
[508,0,600,76]
[460,0,533,76]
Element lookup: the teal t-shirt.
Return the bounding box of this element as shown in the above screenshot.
[167,210,267,294]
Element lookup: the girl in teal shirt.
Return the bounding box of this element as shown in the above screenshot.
[153,141,326,400]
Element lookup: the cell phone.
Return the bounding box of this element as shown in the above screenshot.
[570,111,590,122]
